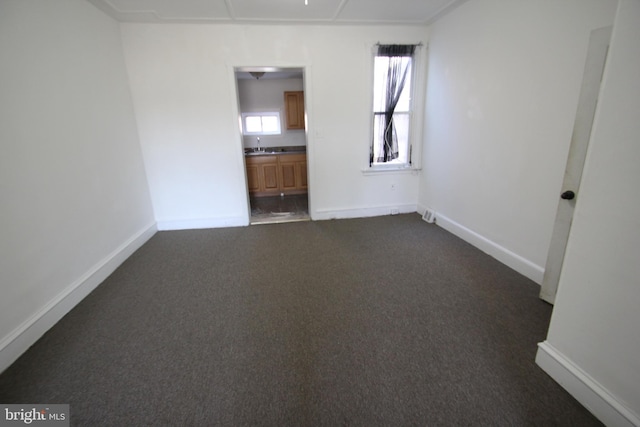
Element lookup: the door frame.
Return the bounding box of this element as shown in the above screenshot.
[229,64,313,225]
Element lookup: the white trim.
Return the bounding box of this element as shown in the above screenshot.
[156,215,248,230]
[536,342,640,427]
[434,213,544,284]
[0,222,157,374]
[313,204,417,220]
[362,166,421,175]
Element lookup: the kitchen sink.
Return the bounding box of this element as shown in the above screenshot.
[244,146,306,156]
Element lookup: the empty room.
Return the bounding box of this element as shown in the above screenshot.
[1,0,638,425]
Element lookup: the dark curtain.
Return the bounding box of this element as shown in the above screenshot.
[375,44,416,163]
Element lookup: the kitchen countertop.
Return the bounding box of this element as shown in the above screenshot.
[244,145,306,156]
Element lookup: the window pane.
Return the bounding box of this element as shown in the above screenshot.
[372,56,412,113]
[242,112,281,135]
[391,113,409,164]
[395,60,412,112]
[372,113,409,165]
[372,114,385,160]
[373,57,388,112]
[245,116,262,133]
[261,116,279,133]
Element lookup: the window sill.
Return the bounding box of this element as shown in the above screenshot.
[361,165,421,175]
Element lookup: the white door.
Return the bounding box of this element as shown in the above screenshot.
[539,26,612,304]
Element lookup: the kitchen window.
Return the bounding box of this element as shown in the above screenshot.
[370,44,418,168]
[242,112,281,135]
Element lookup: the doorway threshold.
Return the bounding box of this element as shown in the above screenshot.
[251,215,311,225]
[249,194,309,225]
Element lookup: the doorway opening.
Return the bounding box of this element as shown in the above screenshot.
[235,67,310,225]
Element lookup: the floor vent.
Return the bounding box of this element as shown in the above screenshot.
[422,209,436,224]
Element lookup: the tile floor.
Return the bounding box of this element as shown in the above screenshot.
[250,194,310,224]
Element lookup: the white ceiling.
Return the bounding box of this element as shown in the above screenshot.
[86,0,468,25]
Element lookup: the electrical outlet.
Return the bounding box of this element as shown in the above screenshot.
[391,183,396,191]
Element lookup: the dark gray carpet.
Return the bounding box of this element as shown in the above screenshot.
[0,214,602,426]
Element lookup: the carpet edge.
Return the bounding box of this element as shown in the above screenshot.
[0,221,158,374]
[435,213,544,284]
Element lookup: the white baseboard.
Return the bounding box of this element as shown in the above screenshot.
[157,215,248,230]
[313,204,417,221]
[434,213,544,284]
[0,222,157,374]
[536,341,640,427]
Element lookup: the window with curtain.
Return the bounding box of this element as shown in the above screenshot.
[370,44,417,167]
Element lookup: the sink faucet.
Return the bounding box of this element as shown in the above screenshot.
[256,137,261,152]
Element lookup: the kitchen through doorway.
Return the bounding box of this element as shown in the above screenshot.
[235,67,310,225]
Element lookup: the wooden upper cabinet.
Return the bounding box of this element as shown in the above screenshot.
[284,91,305,130]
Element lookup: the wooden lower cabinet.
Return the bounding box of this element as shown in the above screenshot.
[245,155,280,197]
[278,154,307,193]
[245,153,307,197]
[263,163,279,192]
[245,163,260,193]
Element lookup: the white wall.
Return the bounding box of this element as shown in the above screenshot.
[418,0,617,282]
[238,77,306,149]
[120,24,428,228]
[0,0,155,371]
[537,0,640,425]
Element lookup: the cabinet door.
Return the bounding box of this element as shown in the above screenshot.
[246,164,260,193]
[279,161,297,191]
[297,159,308,190]
[246,155,279,196]
[284,91,304,130]
[278,154,307,195]
[262,164,279,192]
